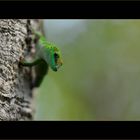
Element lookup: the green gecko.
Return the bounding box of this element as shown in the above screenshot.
[20,29,63,87]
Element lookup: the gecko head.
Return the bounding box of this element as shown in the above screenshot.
[48,45,63,72]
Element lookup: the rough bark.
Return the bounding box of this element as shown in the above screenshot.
[0,19,42,120]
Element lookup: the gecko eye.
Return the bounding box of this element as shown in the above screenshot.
[54,53,59,63]
[53,52,63,71]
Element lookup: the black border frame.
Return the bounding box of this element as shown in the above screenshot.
[0,1,140,19]
[0,121,140,139]
[0,1,140,139]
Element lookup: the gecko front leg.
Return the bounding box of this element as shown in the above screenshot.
[19,58,43,67]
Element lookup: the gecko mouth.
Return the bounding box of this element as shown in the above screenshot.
[56,64,62,69]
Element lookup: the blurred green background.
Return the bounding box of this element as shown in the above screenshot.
[34,20,140,120]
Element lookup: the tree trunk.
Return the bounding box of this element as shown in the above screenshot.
[0,19,42,120]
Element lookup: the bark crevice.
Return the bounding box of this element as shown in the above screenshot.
[0,19,41,121]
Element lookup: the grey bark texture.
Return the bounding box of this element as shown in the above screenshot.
[0,19,42,121]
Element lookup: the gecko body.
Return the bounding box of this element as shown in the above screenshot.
[20,29,63,86]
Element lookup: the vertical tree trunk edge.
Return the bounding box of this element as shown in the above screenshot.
[0,19,42,121]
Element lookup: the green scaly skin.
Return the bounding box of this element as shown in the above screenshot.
[20,30,63,71]
[20,29,63,87]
